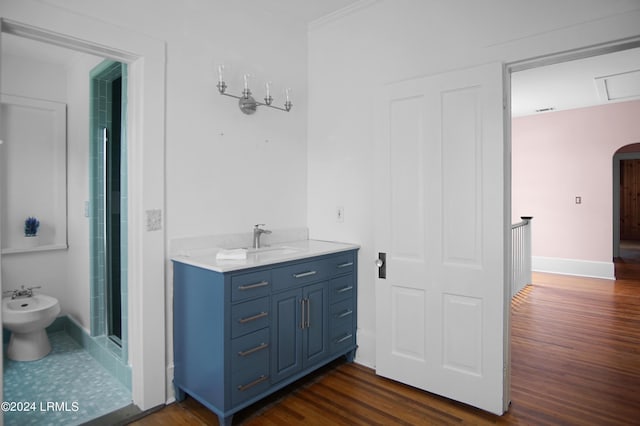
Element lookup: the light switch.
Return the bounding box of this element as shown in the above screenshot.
[146,209,162,231]
[575,196,582,204]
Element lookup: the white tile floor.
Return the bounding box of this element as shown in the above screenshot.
[3,331,131,426]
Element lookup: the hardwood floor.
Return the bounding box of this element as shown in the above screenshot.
[131,269,640,425]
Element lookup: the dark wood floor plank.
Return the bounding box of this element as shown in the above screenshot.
[131,266,640,425]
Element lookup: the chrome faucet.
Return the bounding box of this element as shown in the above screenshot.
[253,224,272,249]
[3,285,41,299]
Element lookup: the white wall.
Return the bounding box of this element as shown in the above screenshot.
[307,0,640,368]
[27,0,310,234]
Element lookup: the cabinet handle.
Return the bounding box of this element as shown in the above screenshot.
[237,375,269,392]
[337,262,353,268]
[293,270,317,279]
[238,311,268,324]
[305,298,310,328]
[335,333,353,344]
[300,298,311,329]
[336,309,353,319]
[337,285,353,293]
[238,342,269,357]
[238,280,269,291]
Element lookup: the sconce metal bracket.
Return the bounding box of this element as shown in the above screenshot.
[238,96,258,115]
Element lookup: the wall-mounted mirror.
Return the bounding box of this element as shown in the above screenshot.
[0,93,67,253]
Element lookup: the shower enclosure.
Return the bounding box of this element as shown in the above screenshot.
[90,60,128,361]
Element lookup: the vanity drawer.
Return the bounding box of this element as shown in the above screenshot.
[328,252,355,276]
[330,299,355,354]
[329,275,355,303]
[231,365,270,406]
[272,259,328,291]
[231,328,270,373]
[231,297,270,338]
[330,299,354,328]
[330,325,355,354]
[231,270,272,302]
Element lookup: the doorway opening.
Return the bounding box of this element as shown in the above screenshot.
[0,33,132,425]
[509,39,640,281]
[1,13,168,414]
[507,37,640,412]
[613,145,640,278]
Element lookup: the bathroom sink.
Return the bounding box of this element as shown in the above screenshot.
[246,246,301,256]
[235,245,304,262]
[211,245,303,264]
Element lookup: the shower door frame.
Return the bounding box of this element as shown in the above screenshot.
[90,61,127,354]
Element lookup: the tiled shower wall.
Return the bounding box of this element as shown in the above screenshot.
[89,60,129,368]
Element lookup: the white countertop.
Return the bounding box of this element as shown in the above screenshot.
[171,239,359,273]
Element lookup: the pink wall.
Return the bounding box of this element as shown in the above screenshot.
[512,100,640,262]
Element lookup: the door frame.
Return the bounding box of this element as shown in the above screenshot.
[0,13,167,411]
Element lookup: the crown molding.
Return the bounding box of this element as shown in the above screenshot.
[309,0,380,31]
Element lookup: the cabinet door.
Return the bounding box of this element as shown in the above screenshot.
[303,282,329,366]
[271,288,303,383]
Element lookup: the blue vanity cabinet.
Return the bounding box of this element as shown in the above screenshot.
[172,248,358,426]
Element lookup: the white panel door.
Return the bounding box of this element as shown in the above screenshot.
[374,63,508,415]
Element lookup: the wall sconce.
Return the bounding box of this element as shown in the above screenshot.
[217,65,292,115]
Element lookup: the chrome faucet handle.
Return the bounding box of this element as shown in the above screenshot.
[253,224,272,249]
[254,224,271,234]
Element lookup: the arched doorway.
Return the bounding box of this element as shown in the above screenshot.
[613,143,640,270]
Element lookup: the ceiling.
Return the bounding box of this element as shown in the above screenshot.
[511,47,640,117]
[248,0,362,23]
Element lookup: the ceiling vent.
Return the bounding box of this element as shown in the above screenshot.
[595,69,640,102]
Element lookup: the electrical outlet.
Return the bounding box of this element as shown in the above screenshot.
[575,196,582,204]
[336,206,344,223]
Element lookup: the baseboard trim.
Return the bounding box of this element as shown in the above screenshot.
[354,329,375,369]
[532,256,615,280]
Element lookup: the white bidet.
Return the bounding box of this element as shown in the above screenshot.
[2,293,60,361]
